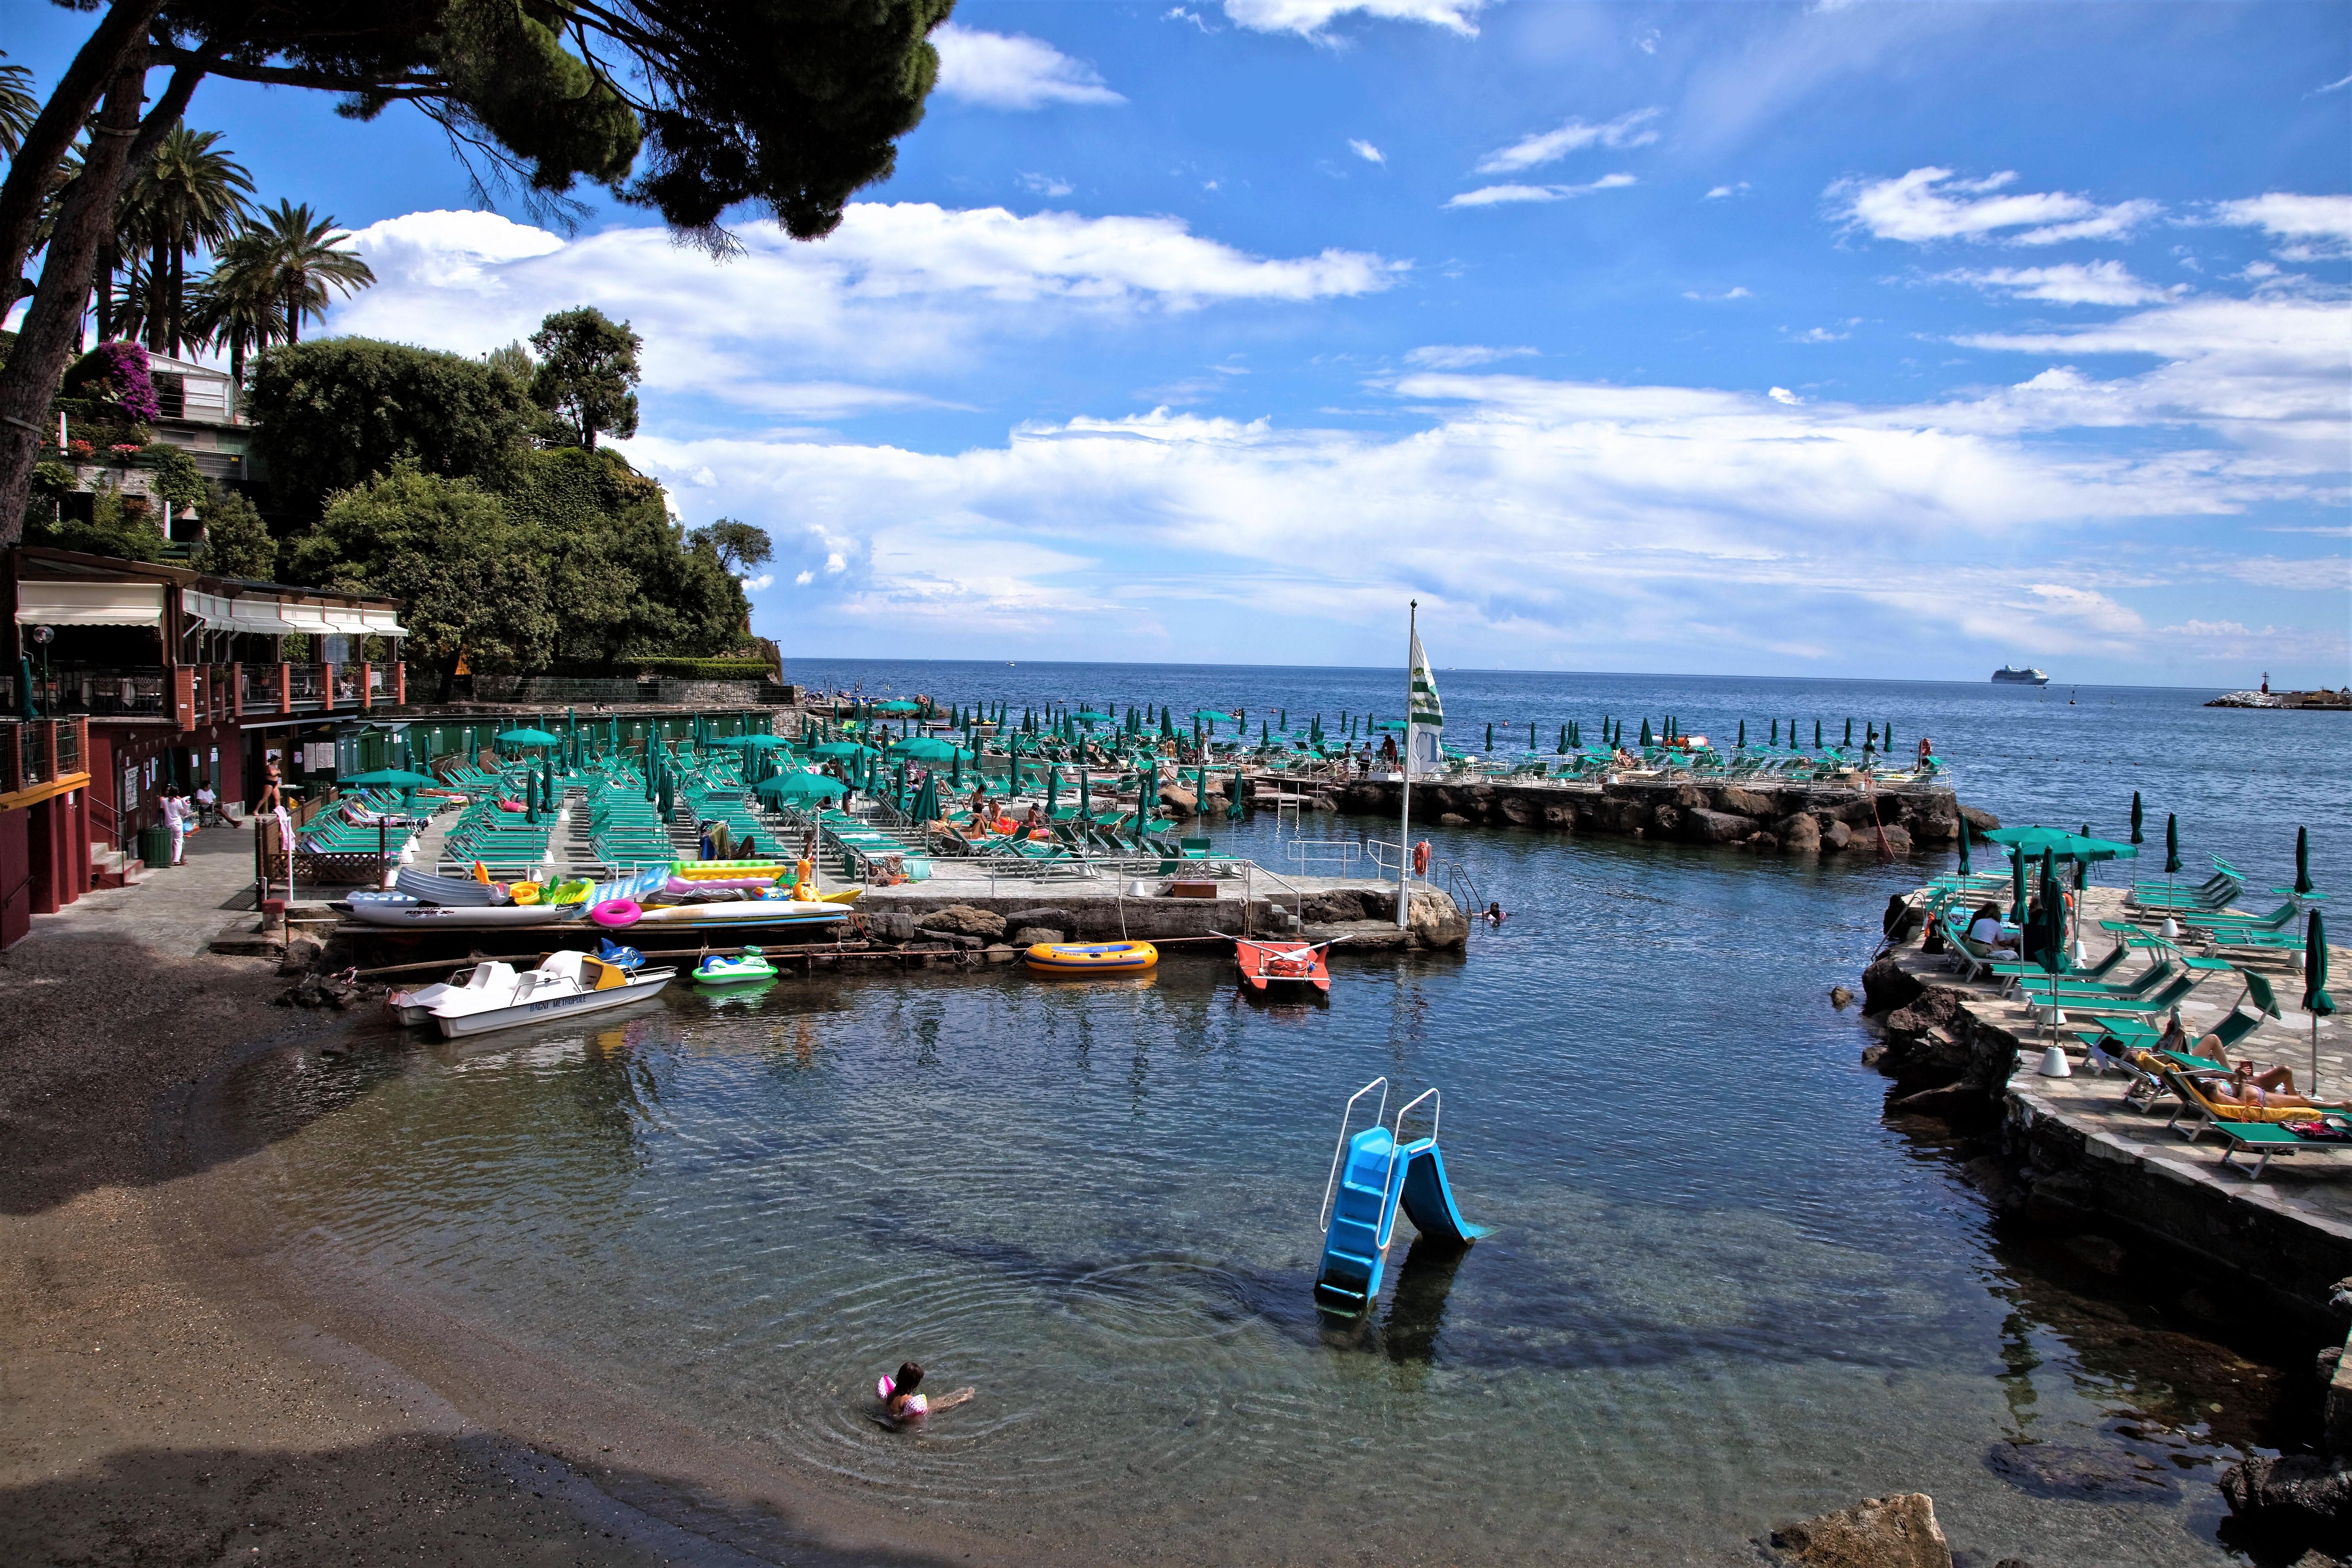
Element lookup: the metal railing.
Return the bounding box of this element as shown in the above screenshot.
[1319,1077,1390,1234]
[40,666,166,716]
[1284,838,1362,874]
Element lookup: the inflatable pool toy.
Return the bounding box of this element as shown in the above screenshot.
[591,898,643,928]
[545,878,593,905]
[509,880,543,905]
[596,937,645,970]
[692,947,776,986]
[1024,940,1158,975]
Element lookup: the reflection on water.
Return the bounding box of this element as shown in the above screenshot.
[219,831,2313,1564]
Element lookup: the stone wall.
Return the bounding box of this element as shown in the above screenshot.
[856,885,1468,951]
[1331,776,1988,855]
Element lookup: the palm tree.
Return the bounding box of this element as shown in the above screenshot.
[115,126,254,358]
[234,200,375,346]
[187,231,283,386]
[0,54,38,160]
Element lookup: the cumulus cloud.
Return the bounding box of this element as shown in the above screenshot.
[1933,260,2179,307]
[1704,183,1750,200]
[1835,167,2160,246]
[933,24,1125,109]
[1767,386,1800,405]
[335,205,1406,409]
[740,573,775,592]
[2206,193,2352,260]
[1684,286,1753,301]
[1349,139,1386,165]
[1446,173,1637,209]
[1403,344,1537,368]
[1475,109,1661,174]
[1220,0,1486,36]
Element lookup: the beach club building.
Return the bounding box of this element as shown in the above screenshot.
[1,545,405,948]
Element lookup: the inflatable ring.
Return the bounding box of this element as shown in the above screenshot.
[591,898,643,928]
[509,881,543,905]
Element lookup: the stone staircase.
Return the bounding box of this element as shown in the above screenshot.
[89,841,150,891]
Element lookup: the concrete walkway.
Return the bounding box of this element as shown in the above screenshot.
[15,819,266,962]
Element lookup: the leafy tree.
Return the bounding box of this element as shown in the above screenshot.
[484,339,534,387]
[29,475,166,562]
[529,307,640,449]
[246,337,535,524]
[142,440,205,511]
[188,481,273,578]
[0,0,952,543]
[499,445,746,668]
[288,462,554,700]
[690,517,773,576]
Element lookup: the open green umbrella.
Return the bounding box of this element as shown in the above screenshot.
[498,727,561,748]
[2129,791,2144,845]
[913,773,940,824]
[2296,826,2314,895]
[810,740,872,759]
[1981,825,2138,864]
[888,735,972,762]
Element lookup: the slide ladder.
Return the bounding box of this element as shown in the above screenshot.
[1315,1079,1488,1314]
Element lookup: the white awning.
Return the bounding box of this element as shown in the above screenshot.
[14,580,165,626]
[186,590,238,630]
[321,605,367,635]
[359,606,407,638]
[278,603,336,634]
[227,597,301,635]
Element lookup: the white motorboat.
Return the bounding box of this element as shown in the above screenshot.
[398,951,677,1039]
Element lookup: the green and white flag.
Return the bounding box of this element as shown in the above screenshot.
[1406,627,1444,776]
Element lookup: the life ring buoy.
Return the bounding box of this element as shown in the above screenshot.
[1411,840,1431,876]
[591,898,642,928]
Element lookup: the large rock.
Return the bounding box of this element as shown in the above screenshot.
[1007,926,1064,948]
[922,903,1007,940]
[1821,819,1854,852]
[2220,1456,2352,1552]
[1405,887,1468,949]
[1303,889,1375,923]
[1303,918,1411,951]
[278,934,325,976]
[1960,804,2002,833]
[1771,1492,1952,1568]
[1909,812,1960,844]
[1004,906,1076,932]
[1686,808,1753,844]
[1713,786,1778,818]
[1652,805,1684,836]
[1779,813,1822,853]
[1862,957,1926,1016]
[1877,823,1914,855]
[1160,785,1198,815]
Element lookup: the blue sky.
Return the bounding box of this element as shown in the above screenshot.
[11,2,2351,685]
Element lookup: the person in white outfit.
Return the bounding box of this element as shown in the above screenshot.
[162,788,188,865]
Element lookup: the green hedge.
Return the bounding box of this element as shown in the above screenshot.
[629,657,778,680]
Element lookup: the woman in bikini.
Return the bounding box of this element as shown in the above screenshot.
[876,1361,975,1423]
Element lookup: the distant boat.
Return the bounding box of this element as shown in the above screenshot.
[1991,665,2049,686]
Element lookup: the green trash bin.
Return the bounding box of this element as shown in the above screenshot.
[137,823,171,869]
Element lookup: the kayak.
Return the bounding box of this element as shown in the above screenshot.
[1025,940,1158,975]
[693,947,776,985]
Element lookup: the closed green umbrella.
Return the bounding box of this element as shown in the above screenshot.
[1638,718,1653,748]
[2012,846,2028,924]
[1484,722,1493,752]
[658,772,673,821]
[2296,826,2314,895]
[1844,718,1853,745]
[1140,764,1158,822]
[1045,769,1060,814]
[2164,813,2181,875]
[1814,719,1822,748]
[913,773,940,824]
[525,772,540,826]
[1956,812,1973,877]
[1078,766,1091,822]
[1737,720,1745,750]
[2306,910,2335,1094]
[2129,791,2144,846]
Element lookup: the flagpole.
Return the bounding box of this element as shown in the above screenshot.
[1398,599,1415,931]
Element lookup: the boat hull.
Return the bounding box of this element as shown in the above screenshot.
[1025,941,1158,975]
[629,900,848,927]
[434,973,675,1038]
[349,900,585,928]
[1234,939,1331,993]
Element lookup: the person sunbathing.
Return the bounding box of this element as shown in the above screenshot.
[876,1361,975,1423]
[2202,1068,2321,1110]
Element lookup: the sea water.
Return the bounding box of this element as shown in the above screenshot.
[217,668,2344,1565]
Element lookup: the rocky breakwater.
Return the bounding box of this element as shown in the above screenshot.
[857,888,1469,954]
[1331,777,1988,854]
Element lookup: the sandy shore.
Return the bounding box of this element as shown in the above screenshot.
[0,832,989,1567]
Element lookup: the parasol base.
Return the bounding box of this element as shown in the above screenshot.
[2159,917,2180,940]
[2039,1045,2073,1078]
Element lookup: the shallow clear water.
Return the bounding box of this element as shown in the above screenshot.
[221,665,2344,1564]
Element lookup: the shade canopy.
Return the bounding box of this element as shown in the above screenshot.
[1981,825,2138,862]
[887,736,973,762]
[758,772,848,806]
[1189,709,1232,723]
[723,733,794,750]
[809,740,874,758]
[498,728,562,746]
[871,699,923,714]
[14,580,163,626]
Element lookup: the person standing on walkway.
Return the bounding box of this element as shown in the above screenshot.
[161,788,188,866]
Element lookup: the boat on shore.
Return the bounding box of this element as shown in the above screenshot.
[390,951,677,1038]
[1991,665,2050,686]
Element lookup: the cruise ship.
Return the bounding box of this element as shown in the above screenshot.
[1991,665,2049,686]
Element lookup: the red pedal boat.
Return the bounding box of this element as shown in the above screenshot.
[1231,936,1337,994]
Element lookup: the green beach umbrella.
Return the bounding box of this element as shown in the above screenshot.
[1558,725,1568,753]
[1228,769,1246,820]
[1844,718,1853,745]
[2296,826,2314,895]
[1485,721,1493,751]
[2011,846,2028,923]
[2164,813,2181,875]
[525,772,540,825]
[498,727,561,748]
[1639,718,1653,747]
[1045,769,1060,813]
[2306,910,2335,1084]
[2129,791,2144,845]
[1771,719,1778,745]
[658,772,673,820]
[1737,720,1746,749]
[1814,719,1822,748]
[1528,722,1537,749]
[889,735,971,762]
[1079,766,1091,820]
[913,773,940,824]
[1141,763,1157,818]
[1956,814,1973,877]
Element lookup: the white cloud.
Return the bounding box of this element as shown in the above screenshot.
[740,573,775,592]
[1785,324,1849,343]
[1704,182,1750,200]
[2226,556,2352,591]
[794,570,815,587]
[1445,173,1637,209]
[1835,167,2159,246]
[2316,72,2352,93]
[1683,286,1753,301]
[1934,261,2181,307]
[1475,109,1661,175]
[1635,28,1661,53]
[825,552,848,575]
[1767,386,1800,404]
[1018,172,1075,198]
[1404,344,1537,368]
[1349,139,1386,166]
[336,206,1406,410]
[932,23,1125,109]
[1220,0,1485,36]
[1164,6,1212,29]
[2207,193,2352,260]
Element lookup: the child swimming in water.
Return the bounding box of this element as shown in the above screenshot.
[877,1361,976,1422]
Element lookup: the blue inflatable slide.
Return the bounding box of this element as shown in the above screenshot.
[1315,1078,1487,1314]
